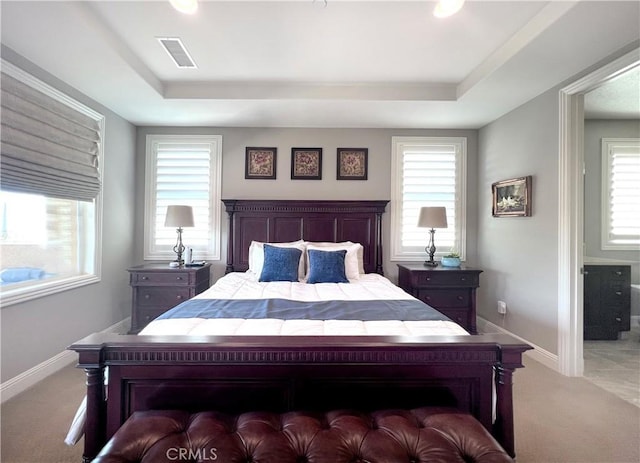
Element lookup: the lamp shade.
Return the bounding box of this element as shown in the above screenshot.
[417,207,448,229]
[164,205,194,227]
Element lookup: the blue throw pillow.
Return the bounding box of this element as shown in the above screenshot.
[307,249,349,284]
[259,244,303,282]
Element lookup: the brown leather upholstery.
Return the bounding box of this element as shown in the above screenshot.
[93,407,514,463]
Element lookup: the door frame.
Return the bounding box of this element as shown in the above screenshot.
[558,47,639,376]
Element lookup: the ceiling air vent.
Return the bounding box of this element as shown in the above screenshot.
[157,37,197,69]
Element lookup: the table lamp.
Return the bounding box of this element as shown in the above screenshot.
[164,205,194,265]
[417,206,448,267]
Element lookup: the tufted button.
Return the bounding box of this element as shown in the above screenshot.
[296,456,308,463]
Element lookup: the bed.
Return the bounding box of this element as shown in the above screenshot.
[69,199,531,462]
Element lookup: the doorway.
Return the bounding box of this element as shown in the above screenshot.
[558,46,639,377]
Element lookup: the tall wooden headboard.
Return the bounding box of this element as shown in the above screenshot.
[222,199,389,274]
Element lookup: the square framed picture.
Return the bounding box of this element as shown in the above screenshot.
[291,148,322,180]
[337,148,368,180]
[492,175,532,217]
[245,147,277,179]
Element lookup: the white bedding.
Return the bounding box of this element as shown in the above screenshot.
[65,272,467,446]
[139,272,469,337]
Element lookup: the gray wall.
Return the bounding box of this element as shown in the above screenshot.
[0,48,137,381]
[135,127,479,283]
[477,88,561,354]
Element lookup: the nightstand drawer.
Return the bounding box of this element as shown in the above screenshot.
[138,308,170,327]
[418,289,469,308]
[132,272,192,286]
[415,272,479,288]
[436,308,469,328]
[135,287,191,308]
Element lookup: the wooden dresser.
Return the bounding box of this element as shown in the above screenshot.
[397,263,482,334]
[127,263,211,333]
[583,264,631,340]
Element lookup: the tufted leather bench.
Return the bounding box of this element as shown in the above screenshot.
[93,407,514,463]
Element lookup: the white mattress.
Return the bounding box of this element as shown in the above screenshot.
[139,272,469,337]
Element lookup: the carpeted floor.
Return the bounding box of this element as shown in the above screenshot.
[1,355,639,463]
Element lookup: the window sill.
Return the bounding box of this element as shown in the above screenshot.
[0,274,100,308]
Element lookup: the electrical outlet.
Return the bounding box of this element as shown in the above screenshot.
[497,300,507,315]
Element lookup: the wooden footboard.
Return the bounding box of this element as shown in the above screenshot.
[70,332,531,462]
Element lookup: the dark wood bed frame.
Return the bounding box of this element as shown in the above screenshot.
[69,200,531,462]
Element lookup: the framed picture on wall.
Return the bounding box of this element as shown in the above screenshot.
[337,148,368,180]
[492,175,532,217]
[291,148,322,180]
[245,147,277,179]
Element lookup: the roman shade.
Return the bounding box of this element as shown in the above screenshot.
[0,63,103,202]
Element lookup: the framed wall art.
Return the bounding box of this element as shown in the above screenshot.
[291,148,322,180]
[245,147,277,179]
[337,148,368,180]
[492,175,532,217]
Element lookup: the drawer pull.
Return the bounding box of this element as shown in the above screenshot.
[615,271,622,276]
[176,295,184,300]
[176,276,183,280]
[144,294,150,299]
[615,317,622,322]
[460,277,466,281]
[457,296,464,300]
[426,277,431,281]
[615,291,622,296]
[141,276,149,280]
[425,296,431,301]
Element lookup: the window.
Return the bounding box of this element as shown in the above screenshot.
[0,61,103,307]
[144,135,222,261]
[390,136,467,261]
[601,138,640,250]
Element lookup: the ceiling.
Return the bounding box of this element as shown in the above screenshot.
[1,0,639,128]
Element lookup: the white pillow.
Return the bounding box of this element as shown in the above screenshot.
[248,240,306,279]
[305,242,362,280]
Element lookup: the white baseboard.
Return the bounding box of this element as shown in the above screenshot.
[0,318,130,404]
[476,317,560,372]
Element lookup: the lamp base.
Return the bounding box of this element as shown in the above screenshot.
[423,260,439,267]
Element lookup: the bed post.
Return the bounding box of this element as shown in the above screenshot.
[224,200,236,273]
[375,209,384,275]
[82,365,106,463]
[494,344,529,458]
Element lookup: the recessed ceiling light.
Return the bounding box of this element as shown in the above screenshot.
[170,0,198,15]
[433,0,465,18]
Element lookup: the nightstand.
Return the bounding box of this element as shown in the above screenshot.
[397,263,482,334]
[127,263,211,333]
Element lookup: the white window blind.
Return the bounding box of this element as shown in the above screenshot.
[1,60,103,202]
[390,137,466,261]
[144,135,222,261]
[601,138,640,250]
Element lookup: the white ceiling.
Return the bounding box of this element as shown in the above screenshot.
[1,0,639,128]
